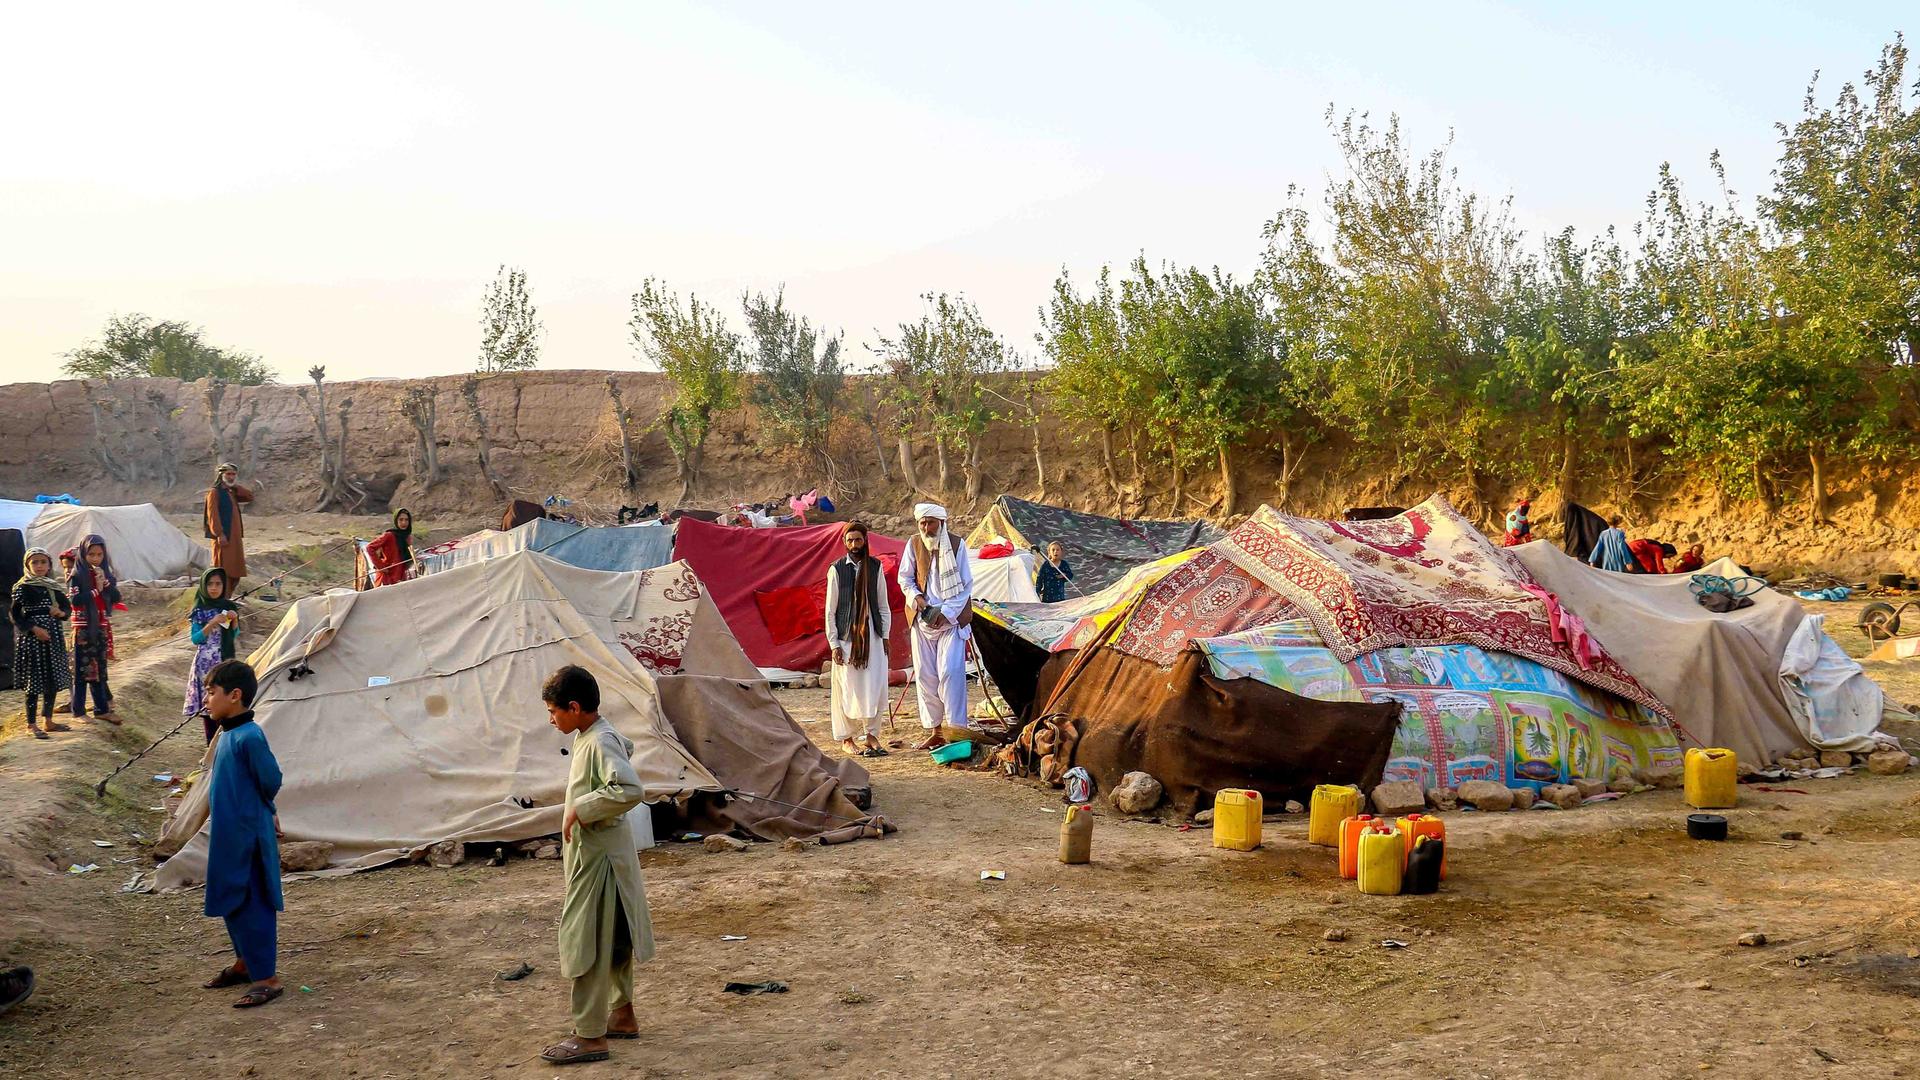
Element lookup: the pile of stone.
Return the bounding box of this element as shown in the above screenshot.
[1774,746,1912,775]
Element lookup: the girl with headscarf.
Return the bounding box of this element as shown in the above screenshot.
[10,547,72,738]
[185,567,242,742]
[68,534,123,723]
[370,508,416,587]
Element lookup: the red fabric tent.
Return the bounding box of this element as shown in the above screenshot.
[672,518,910,672]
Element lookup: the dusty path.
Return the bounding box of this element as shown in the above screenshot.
[3,517,1920,1078]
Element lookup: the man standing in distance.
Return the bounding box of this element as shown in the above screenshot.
[205,463,253,585]
[897,503,973,751]
[826,522,891,756]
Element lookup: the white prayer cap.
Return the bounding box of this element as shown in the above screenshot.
[914,502,948,522]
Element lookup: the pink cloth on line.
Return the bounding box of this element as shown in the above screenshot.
[1521,583,1596,671]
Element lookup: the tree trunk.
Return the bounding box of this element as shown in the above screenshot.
[1169,441,1184,514]
[963,439,983,505]
[1277,432,1301,509]
[934,437,951,493]
[858,383,892,482]
[1808,447,1827,527]
[897,435,921,492]
[1217,443,1235,518]
[1098,425,1120,496]
[1556,423,1577,508]
[606,379,638,491]
[462,378,510,501]
[1031,420,1048,500]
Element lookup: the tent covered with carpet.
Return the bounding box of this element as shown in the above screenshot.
[415,518,675,577]
[154,551,886,890]
[0,500,205,583]
[671,517,910,677]
[979,495,1690,815]
[965,495,1224,593]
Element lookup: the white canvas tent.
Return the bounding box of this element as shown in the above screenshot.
[155,552,730,888]
[0,500,205,582]
[970,549,1040,605]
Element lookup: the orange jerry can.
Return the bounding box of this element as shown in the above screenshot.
[1338,814,1377,879]
[1396,813,1447,878]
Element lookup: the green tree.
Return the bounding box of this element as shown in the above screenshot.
[1316,112,1524,511]
[630,278,745,502]
[742,289,844,479]
[1119,256,1271,515]
[1038,266,1152,499]
[62,314,272,384]
[1482,228,1638,505]
[874,292,1009,502]
[1257,196,1340,506]
[1761,37,1918,521]
[478,265,542,373]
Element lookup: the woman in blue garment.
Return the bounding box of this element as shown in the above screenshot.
[1587,515,1637,573]
[198,660,286,1009]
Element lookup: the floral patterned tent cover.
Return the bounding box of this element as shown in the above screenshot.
[1199,621,1678,790]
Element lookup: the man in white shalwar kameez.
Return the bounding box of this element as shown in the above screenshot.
[825,522,892,756]
[897,503,973,750]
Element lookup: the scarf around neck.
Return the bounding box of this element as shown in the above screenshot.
[17,547,64,597]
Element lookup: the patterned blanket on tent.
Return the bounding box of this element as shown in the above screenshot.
[1215,495,1667,718]
[1111,547,1299,666]
[1200,621,1679,790]
[613,563,704,675]
[973,550,1200,653]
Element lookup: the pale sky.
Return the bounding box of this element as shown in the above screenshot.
[0,2,1908,384]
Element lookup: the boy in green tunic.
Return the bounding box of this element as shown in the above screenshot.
[540,665,654,1066]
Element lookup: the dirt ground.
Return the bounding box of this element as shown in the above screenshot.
[5,517,1920,1079]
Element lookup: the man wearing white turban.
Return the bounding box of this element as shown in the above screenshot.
[897,502,973,749]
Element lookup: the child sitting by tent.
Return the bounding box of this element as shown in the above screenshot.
[10,547,72,738]
[1502,499,1532,547]
[67,534,123,724]
[186,568,242,742]
[540,665,652,1066]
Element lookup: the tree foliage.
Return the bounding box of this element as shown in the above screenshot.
[478,265,542,373]
[743,289,844,467]
[630,278,745,500]
[874,292,1010,500]
[62,314,272,384]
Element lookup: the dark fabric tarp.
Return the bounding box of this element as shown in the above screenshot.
[672,518,910,672]
[1004,647,1402,817]
[1342,506,1407,521]
[965,495,1224,593]
[0,527,21,689]
[501,500,549,531]
[1562,502,1610,561]
[652,674,891,843]
[971,615,1051,722]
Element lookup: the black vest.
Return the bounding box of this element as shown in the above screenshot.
[831,556,884,642]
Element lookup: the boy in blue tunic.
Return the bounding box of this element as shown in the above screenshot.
[198,659,286,1008]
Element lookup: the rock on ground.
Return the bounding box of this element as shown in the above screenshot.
[1633,766,1683,790]
[1509,787,1536,810]
[1283,800,1305,815]
[1819,750,1854,769]
[1370,780,1426,817]
[1111,772,1165,814]
[780,837,812,853]
[1572,777,1609,800]
[1456,781,1513,812]
[1540,784,1583,810]
[278,840,334,873]
[1738,932,1768,947]
[1425,787,1459,812]
[533,843,561,860]
[426,839,464,868]
[1868,747,1913,776]
[1323,928,1348,942]
[1194,808,1215,825]
[704,834,750,853]
[1607,774,1637,794]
